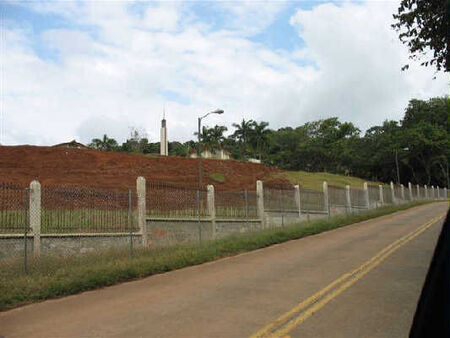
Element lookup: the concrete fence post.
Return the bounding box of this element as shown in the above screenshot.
[136,176,147,247]
[345,185,352,213]
[29,180,41,258]
[424,185,428,199]
[294,185,301,217]
[390,181,396,204]
[363,182,370,209]
[431,186,435,199]
[379,185,384,205]
[323,181,329,216]
[408,182,413,201]
[400,184,405,202]
[207,185,216,239]
[445,188,448,199]
[416,184,420,200]
[256,180,265,228]
[437,186,440,199]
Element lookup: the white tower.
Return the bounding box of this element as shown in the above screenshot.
[160,110,168,156]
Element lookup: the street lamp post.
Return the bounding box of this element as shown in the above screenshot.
[197,109,224,190]
[196,109,223,242]
[395,147,409,184]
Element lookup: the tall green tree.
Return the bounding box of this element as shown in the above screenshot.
[250,121,270,161]
[231,119,255,158]
[197,125,228,152]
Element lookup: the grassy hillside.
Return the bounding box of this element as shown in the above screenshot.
[276,171,385,191]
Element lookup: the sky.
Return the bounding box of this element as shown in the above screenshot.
[1,0,448,146]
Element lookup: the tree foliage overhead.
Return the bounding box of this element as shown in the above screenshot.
[392,0,450,72]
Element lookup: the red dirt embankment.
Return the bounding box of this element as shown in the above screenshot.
[0,146,288,191]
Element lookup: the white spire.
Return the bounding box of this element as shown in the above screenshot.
[160,105,168,156]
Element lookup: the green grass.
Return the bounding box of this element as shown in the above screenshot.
[209,172,226,184]
[0,200,434,311]
[277,170,386,191]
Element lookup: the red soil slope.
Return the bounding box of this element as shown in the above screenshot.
[0,146,288,191]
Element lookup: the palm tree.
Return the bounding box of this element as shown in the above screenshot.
[251,121,270,161]
[89,134,118,151]
[199,125,228,152]
[232,119,255,158]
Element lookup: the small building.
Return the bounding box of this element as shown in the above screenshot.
[189,147,231,160]
[53,140,88,149]
[247,158,261,164]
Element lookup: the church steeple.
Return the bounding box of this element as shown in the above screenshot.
[160,107,168,156]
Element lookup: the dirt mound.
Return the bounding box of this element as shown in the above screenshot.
[0,146,289,191]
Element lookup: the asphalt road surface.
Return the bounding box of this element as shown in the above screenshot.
[1,202,448,338]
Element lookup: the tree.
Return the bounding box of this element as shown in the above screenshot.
[392,0,449,72]
[199,125,228,152]
[250,121,270,161]
[231,119,255,158]
[89,134,118,151]
[121,127,148,153]
[400,97,450,186]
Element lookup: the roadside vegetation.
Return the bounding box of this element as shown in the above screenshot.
[0,200,435,311]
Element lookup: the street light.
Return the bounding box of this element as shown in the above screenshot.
[198,109,224,190]
[395,147,409,184]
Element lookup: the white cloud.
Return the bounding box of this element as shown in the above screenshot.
[143,2,181,31]
[218,1,288,36]
[289,1,449,129]
[1,1,448,146]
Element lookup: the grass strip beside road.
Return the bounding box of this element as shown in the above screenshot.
[0,200,435,311]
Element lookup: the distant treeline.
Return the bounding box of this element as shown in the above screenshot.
[89,97,450,187]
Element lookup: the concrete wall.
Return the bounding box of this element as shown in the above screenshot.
[146,218,213,246]
[146,218,262,247]
[0,234,141,259]
[0,236,34,260]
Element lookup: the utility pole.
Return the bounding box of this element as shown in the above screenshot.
[395,149,400,184]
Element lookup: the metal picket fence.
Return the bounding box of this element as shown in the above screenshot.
[328,186,347,208]
[300,188,326,213]
[41,185,137,233]
[146,181,207,218]
[350,188,367,209]
[215,189,258,219]
[264,187,298,213]
[368,186,380,205]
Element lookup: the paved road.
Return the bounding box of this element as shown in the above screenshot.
[1,202,448,338]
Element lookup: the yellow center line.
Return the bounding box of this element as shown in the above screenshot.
[251,214,444,338]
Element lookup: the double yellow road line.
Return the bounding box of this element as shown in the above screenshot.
[251,214,445,338]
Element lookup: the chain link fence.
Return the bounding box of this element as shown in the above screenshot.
[0,183,31,274]
[1,182,138,274]
[1,177,446,276]
[0,182,28,234]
